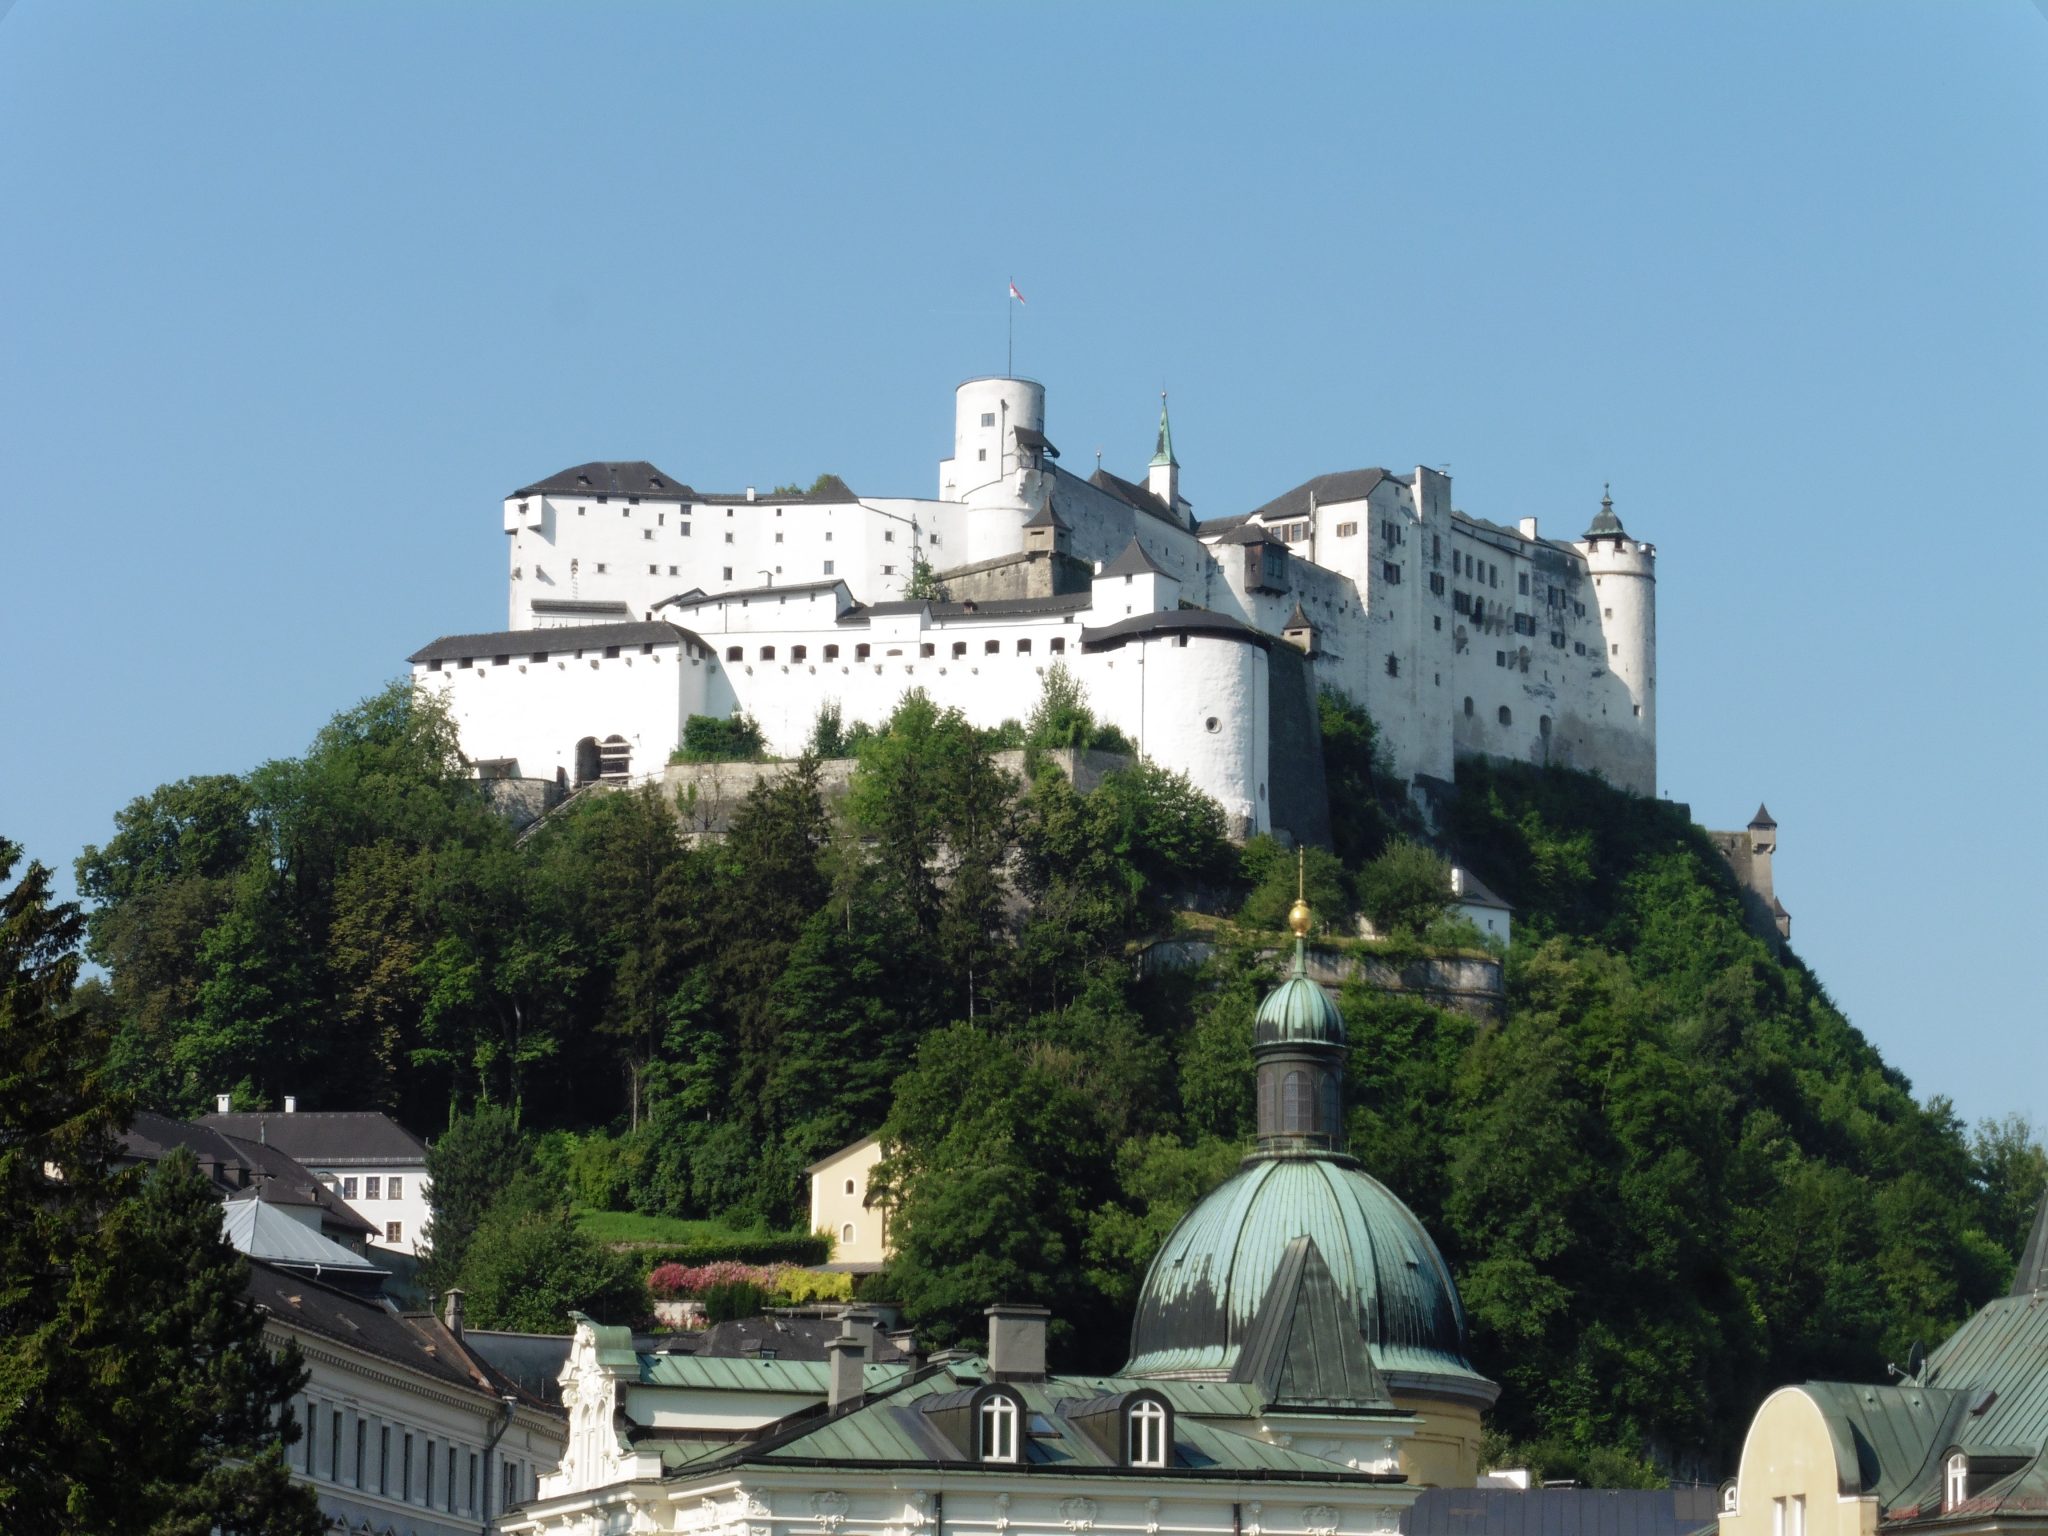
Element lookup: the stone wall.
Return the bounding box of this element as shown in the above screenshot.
[1264,641,1333,849]
[934,548,1093,603]
[1139,938,1505,1020]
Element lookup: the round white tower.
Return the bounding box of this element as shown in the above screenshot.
[946,376,1045,505]
[1581,487,1657,795]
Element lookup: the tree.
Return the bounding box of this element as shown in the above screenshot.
[902,556,946,602]
[421,1103,536,1291]
[0,839,321,1533]
[458,1206,646,1333]
[1356,840,1452,936]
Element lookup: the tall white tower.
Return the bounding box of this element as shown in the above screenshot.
[1580,487,1657,795]
[940,376,1046,504]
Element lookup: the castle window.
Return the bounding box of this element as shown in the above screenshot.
[953,642,968,658]
[1540,715,1552,737]
[723,567,733,580]
[1611,643,1619,655]
[386,1221,402,1244]
[775,531,783,543]
[1495,651,1506,667]
[605,645,620,659]
[1335,521,1358,537]
[979,1393,1020,1463]
[978,449,987,461]
[681,523,691,536]
[882,565,896,576]
[530,652,548,663]
[824,644,840,662]
[577,506,586,516]
[643,643,655,654]
[885,530,895,542]
[595,563,608,574]
[1385,654,1399,677]
[428,659,443,671]
[1464,696,1474,716]
[1519,572,1530,594]
[1128,1399,1169,1468]
[1206,717,1220,733]
[981,412,995,427]
[1049,636,1066,654]
[856,644,871,661]
[1499,706,1513,726]
[1017,638,1032,654]
[825,530,833,541]
[644,529,654,541]
[649,565,659,575]
[725,531,734,543]
[1429,572,1445,595]
[366,1176,382,1199]
[1633,704,1641,717]
[1947,1454,1968,1511]
[921,643,936,657]
[458,657,473,669]
[726,647,742,662]
[844,1178,856,1195]
[930,533,940,545]
[1605,607,1613,618]
[985,639,1000,655]
[1382,561,1401,584]
[1174,633,1188,647]
[760,645,778,661]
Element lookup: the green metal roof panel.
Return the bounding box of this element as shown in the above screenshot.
[1925,1295,2048,1452]
[1123,1157,1487,1396]
[1254,942,1346,1047]
[637,1353,906,1392]
[1801,1383,1958,1503]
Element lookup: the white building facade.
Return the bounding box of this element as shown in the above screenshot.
[202,1105,434,1256]
[427,377,1657,825]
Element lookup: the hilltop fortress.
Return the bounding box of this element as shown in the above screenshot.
[411,376,1657,837]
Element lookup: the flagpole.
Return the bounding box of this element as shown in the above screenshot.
[1007,292,1014,379]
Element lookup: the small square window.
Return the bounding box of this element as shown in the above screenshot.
[680,523,691,537]
[824,560,835,575]
[885,530,895,543]
[855,644,871,661]
[594,563,607,574]
[920,642,935,657]
[342,1177,358,1199]
[365,1176,381,1199]
[386,1221,402,1244]
[726,646,742,661]
[724,531,734,544]
[643,529,654,541]
[981,412,995,426]
[985,639,1000,655]
[824,644,840,661]
[978,449,987,461]
[1049,636,1065,654]
[952,641,967,658]
[722,566,733,580]
[649,564,658,575]
[774,531,783,543]
[792,645,807,662]
[388,1177,403,1199]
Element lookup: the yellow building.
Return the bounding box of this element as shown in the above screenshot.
[1720,1197,2048,1536]
[805,1134,890,1270]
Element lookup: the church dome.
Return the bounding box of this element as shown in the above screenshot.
[1122,1154,1488,1397]
[1254,967,1347,1047]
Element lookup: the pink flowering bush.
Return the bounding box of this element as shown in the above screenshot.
[647,1261,794,1300]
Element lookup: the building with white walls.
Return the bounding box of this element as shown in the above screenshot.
[423,377,1658,830]
[203,1102,433,1257]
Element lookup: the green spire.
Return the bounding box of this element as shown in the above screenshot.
[1150,391,1178,468]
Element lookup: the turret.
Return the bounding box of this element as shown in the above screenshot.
[941,376,1045,504]
[1579,485,1657,795]
[1252,877,1348,1159]
[1147,393,1179,512]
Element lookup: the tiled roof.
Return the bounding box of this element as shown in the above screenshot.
[511,461,694,501]
[1081,610,1271,653]
[408,622,691,666]
[1097,537,1173,581]
[1404,1487,1724,1536]
[124,1112,376,1237]
[200,1110,429,1169]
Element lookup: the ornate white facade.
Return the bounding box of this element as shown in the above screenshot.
[417,376,1658,831]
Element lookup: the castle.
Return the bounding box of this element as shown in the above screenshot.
[411,376,1658,833]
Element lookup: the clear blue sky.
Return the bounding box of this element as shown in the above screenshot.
[3,3,2043,1128]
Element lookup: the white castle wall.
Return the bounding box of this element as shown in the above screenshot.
[450,374,1660,821]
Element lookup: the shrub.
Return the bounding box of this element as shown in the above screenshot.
[459,1207,647,1333]
[703,1279,770,1322]
[674,713,766,764]
[628,1233,832,1271]
[808,702,849,759]
[1238,836,1353,932]
[1356,840,1452,937]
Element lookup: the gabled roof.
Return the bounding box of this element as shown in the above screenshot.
[1284,602,1313,632]
[511,461,694,501]
[805,1134,882,1173]
[1013,425,1059,459]
[1230,1236,1395,1410]
[1097,537,1174,581]
[1021,501,1071,531]
[221,1199,389,1281]
[200,1110,429,1169]
[1208,521,1281,547]
[1249,468,1392,524]
[2012,1192,2048,1298]
[409,621,690,666]
[123,1111,377,1237]
[1079,464,1184,527]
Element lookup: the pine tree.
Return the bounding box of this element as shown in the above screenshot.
[0,838,322,1535]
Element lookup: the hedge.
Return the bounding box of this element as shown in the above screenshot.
[623,1233,832,1272]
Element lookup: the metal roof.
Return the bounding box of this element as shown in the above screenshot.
[220,1199,388,1275]
[407,622,691,667]
[1248,469,1394,523]
[636,1352,907,1393]
[1254,939,1347,1049]
[1080,610,1271,653]
[1098,537,1175,581]
[656,580,849,609]
[1123,1157,1491,1399]
[1402,1487,1723,1536]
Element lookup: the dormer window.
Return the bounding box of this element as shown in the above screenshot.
[979,1393,1020,1463]
[1948,1453,1969,1511]
[1128,1399,1168,1467]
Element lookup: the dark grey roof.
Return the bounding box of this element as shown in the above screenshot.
[1013,425,1059,459]
[530,598,633,618]
[464,1330,574,1406]
[1284,602,1313,631]
[1098,537,1174,581]
[688,1316,914,1365]
[1081,610,1271,653]
[409,621,689,665]
[1021,501,1071,531]
[1249,469,1392,524]
[692,477,858,505]
[656,580,848,610]
[1452,868,1512,912]
[1231,1237,1394,1409]
[511,461,693,501]
[199,1111,429,1168]
[840,593,1092,625]
[1750,803,1777,829]
[1209,522,1281,546]
[1074,463,1188,528]
[1586,489,1625,538]
[122,1112,377,1238]
[1402,1487,1723,1536]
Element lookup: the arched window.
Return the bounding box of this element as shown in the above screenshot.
[841,1222,855,1245]
[726,646,743,662]
[844,1178,856,1195]
[1463,696,1474,717]
[1128,1399,1168,1468]
[760,645,776,661]
[1498,705,1513,726]
[1947,1454,1969,1511]
[979,1393,1020,1463]
[1282,1070,1310,1133]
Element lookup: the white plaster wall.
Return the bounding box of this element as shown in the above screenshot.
[413,635,706,786]
[941,377,1044,505]
[313,1163,433,1255]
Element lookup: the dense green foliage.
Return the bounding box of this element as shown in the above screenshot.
[675,712,767,763]
[0,840,322,1534]
[68,681,2047,1482]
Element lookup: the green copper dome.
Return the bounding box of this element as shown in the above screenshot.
[1121,1156,1490,1399]
[1254,939,1346,1047]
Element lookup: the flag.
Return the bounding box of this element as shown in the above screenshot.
[1009,280,1027,305]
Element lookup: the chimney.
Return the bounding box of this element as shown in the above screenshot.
[1518,516,1539,540]
[284,1096,297,1114]
[443,1288,465,1339]
[985,1303,1049,1382]
[888,1328,922,1375]
[216,1093,232,1114]
[840,1308,881,1356]
[827,1333,866,1412]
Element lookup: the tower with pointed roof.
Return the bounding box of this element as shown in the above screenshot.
[1579,484,1657,792]
[1147,394,1180,516]
[1122,886,1498,1486]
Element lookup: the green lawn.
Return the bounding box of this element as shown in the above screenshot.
[572,1209,807,1247]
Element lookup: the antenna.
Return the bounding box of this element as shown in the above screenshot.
[1297,846,1306,901]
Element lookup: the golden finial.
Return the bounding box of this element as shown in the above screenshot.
[1287,846,1311,937]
